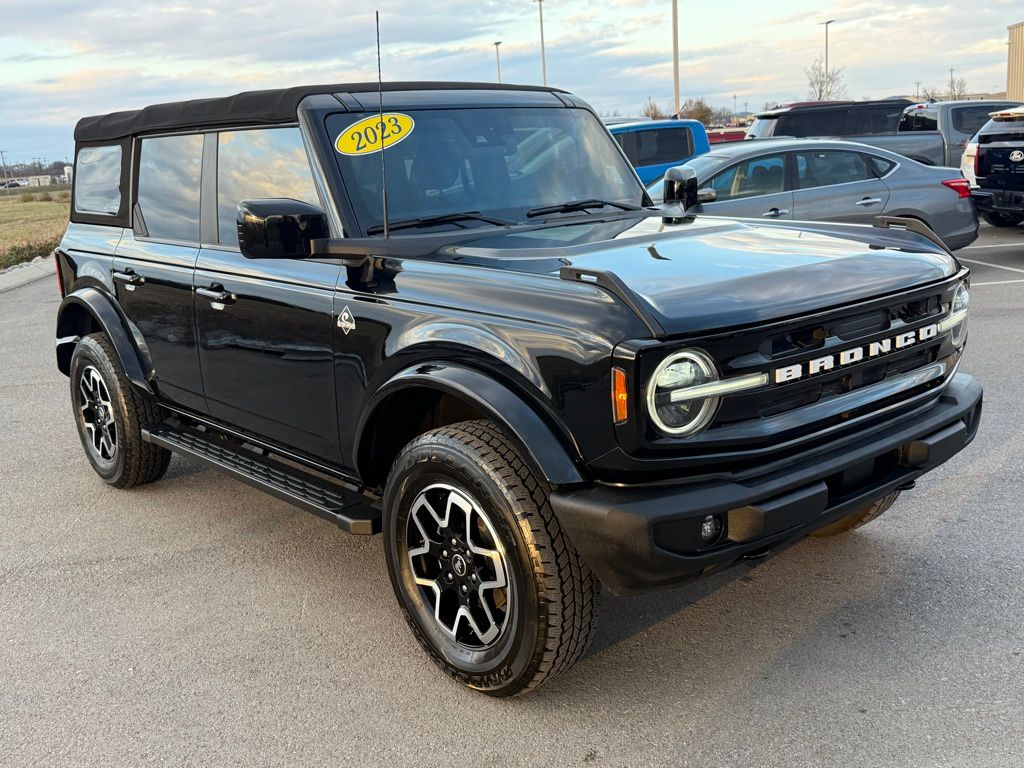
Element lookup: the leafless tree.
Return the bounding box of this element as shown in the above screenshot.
[947,74,968,100]
[642,97,668,120]
[920,85,943,102]
[804,55,847,100]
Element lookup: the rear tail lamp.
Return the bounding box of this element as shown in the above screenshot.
[941,178,971,199]
[53,250,65,298]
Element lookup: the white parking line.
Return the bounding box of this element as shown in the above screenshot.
[971,278,1024,287]
[958,257,1024,275]
[961,242,1024,250]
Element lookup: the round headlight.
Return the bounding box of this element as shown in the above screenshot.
[646,349,720,437]
[951,282,969,347]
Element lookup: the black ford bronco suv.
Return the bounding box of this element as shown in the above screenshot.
[56,82,981,696]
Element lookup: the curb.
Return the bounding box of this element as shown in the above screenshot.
[0,258,56,295]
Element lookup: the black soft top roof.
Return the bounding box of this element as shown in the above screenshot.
[75,81,567,143]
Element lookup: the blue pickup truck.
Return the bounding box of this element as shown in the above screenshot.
[609,118,711,184]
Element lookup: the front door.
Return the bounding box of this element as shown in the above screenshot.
[700,153,794,220]
[113,133,205,412]
[193,126,343,462]
[790,149,891,224]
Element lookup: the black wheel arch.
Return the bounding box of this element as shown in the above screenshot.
[56,286,153,394]
[354,362,586,490]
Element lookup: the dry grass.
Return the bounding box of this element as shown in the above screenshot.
[0,191,69,270]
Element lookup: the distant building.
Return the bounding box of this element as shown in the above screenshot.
[1010,22,1024,101]
[26,175,52,187]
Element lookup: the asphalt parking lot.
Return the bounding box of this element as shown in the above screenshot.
[2,225,1023,767]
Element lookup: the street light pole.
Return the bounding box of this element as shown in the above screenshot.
[494,41,502,83]
[672,0,680,115]
[535,0,547,86]
[820,19,836,99]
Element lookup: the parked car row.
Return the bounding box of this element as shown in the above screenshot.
[747,99,1020,168]
[645,138,979,249]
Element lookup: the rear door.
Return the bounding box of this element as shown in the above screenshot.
[790,148,890,224]
[112,133,206,412]
[192,126,345,463]
[699,152,793,220]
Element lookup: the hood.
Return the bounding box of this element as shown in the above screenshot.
[440,215,959,336]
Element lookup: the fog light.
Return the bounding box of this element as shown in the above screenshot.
[699,514,723,544]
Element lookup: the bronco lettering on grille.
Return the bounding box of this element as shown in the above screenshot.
[773,322,939,384]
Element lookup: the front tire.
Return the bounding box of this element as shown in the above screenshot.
[383,420,599,696]
[981,211,1024,228]
[69,333,171,488]
[810,491,900,538]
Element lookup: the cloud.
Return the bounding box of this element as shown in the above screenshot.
[0,0,1020,159]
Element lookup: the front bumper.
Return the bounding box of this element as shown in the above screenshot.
[551,373,982,595]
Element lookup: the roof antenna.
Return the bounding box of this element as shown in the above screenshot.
[376,10,389,239]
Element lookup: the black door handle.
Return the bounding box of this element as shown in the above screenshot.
[195,285,236,306]
[112,268,145,286]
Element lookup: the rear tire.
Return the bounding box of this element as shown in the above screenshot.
[69,333,171,488]
[810,491,900,538]
[383,420,599,696]
[981,211,1024,228]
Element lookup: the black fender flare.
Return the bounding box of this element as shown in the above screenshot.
[354,363,585,487]
[55,286,153,393]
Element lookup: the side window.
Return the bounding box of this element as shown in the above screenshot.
[795,150,874,189]
[898,109,938,132]
[777,110,846,137]
[73,145,122,216]
[634,128,693,165]
[869,105,906,134]
[137,134,203,243]
[615,132,639,165]
[709,154,786,201]
[217,128,320,247]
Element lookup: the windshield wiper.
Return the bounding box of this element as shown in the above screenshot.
[525,199,643,218]
[366,211,514,236]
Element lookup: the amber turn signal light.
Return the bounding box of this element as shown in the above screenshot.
[612,367,629,424]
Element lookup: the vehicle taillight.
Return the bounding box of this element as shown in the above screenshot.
[53,251,65,298]
[973,147,979,178]
[941,178,971,198]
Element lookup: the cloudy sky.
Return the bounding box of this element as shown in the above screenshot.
[2,0,1021,163]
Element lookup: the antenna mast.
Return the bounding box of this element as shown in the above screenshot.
[376,10,389,239]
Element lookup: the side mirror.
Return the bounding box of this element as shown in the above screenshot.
[697,187,717,204]
[237,199,328,259]
[663,165,700,210]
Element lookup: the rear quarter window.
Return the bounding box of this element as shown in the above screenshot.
[73,145,123,216]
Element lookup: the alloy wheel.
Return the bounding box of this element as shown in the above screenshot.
[406,483,513,648]
[78,365,118,463]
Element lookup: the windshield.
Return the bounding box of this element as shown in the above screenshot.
[327,108,645,234]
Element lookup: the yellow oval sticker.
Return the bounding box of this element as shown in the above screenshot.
[335,113,415,156]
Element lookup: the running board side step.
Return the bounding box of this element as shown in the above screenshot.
[141,423,381,535]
